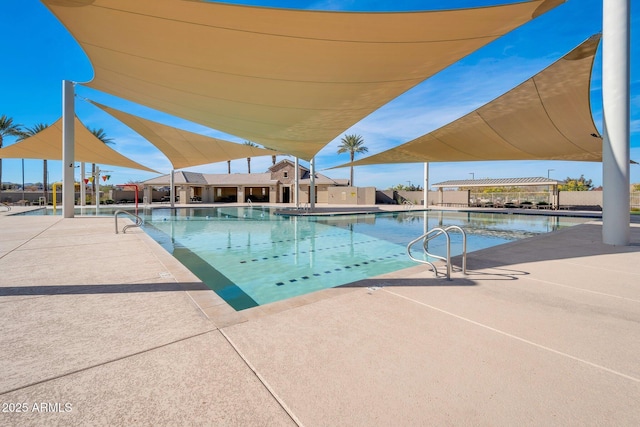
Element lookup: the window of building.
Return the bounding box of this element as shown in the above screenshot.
[284,171,288,178]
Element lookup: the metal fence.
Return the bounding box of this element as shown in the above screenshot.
[470,191,552,206]
[632,192,640,210]
[473,191,640,210]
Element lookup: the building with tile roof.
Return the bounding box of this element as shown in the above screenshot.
[142,159,349,203]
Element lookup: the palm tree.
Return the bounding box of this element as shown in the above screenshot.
[19,123,50,202]
[243,141,258,173]
[337,134,368,187]
[262,145,278,166]
[0,115,24,196]
[89,128,114,203]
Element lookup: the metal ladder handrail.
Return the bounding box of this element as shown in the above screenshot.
[114,210,143,234]
[0,204,11,212]
[443,225,467,275]
[407,225,467,280]
[246,198,253,206]
[407,227,448,278]
[402,199,414,210]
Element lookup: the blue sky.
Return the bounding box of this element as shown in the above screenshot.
[2,0,638,188]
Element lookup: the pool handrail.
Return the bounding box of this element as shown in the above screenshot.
[114,209,143,234]
[407,225,467,280]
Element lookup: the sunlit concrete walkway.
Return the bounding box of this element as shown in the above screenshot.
[1,212,639,426]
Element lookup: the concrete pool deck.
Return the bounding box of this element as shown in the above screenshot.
[1,209,639,425]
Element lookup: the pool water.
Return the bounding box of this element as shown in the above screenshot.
[140,207,589,310]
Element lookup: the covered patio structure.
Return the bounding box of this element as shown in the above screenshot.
[432,177,561,208]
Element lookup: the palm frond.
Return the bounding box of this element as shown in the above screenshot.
[89,127,115,144]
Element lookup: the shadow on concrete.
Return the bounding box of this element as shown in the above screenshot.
[0,282,210,297]
[338,267,530,288]
[453,223,640,271]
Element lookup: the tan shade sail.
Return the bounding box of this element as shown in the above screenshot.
[89,100,279,170]
[339,35,602,168]
[0,117,158,173]
[41,0,563,160]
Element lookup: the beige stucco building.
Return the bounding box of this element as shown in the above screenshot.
[142,160,349,204]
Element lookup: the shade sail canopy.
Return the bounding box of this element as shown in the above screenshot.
[337,35,602,168]
[89,101,279,170]
[41,0,563,160]
[0,117,158,173]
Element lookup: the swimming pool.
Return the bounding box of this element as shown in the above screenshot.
[138,207,589,310]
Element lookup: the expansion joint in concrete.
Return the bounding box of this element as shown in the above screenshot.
[218,328,304,427]
[0,328,218,396]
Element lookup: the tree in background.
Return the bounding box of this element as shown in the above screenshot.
[389,183,423,191]
[89,128,114,203]
[262,146,278,166]
[0,115,24,195]
[19,123,50,202]
[337,134,368,187]
[243,141,258,173]
[558,175,593,191]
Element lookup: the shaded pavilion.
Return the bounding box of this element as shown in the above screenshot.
[431,177,561,208]
[41,0,562,160]
[40,0,631,244]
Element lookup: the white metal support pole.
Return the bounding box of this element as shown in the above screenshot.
[95,166,100,209]
[423,162,429,209]
[170,170,175,208]
[62,80,75,218]
[295,157,300,208]
[310,157,316,210]
[602,0,630,245]
[80,163,86,206]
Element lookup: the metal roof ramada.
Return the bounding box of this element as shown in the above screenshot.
[182,171,208,184]
[433,177,560,188]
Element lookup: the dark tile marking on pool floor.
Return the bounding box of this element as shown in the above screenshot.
[207,230,355,252]
[272,252,406,288]
[237,237,385,264]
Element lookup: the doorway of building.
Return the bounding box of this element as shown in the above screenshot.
[308,186,317,203]
[282,186,290,203]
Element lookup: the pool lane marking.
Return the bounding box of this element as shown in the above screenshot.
[237,237,389,263]
[219,329,304,427]
[274,252,408,287]
[383,289,640,384]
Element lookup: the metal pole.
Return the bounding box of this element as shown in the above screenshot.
[95,166,100,209]
[62,80,75,218]
[602,0,630,245]
[21,159,25,202]
[80,163,86,206]
[423,162,429,209]
[170,170,175,208]
[310,157,316,210]
[295,157,300,208]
